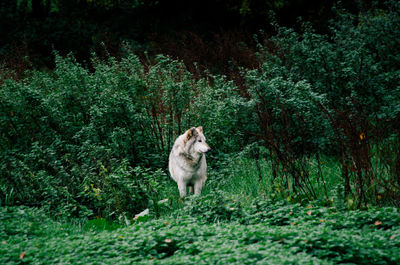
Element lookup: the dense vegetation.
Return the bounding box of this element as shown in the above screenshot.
[2,200,400,264]
[1,0,400,263]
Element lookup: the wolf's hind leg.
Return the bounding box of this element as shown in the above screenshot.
[188,185,194,194]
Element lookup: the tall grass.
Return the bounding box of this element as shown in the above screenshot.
[204,155,342,206]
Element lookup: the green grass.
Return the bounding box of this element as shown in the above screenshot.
[206,156,342,205]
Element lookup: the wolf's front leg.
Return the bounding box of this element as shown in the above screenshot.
[177,181,187,197]
[194,180,204,195]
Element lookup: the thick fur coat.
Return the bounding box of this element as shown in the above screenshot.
[168,127,211,197]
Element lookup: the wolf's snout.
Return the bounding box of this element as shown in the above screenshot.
[205,147,211,153]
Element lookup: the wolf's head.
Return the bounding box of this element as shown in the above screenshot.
[184,126,211,154]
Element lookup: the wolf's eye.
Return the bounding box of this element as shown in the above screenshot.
[198,140,202,142]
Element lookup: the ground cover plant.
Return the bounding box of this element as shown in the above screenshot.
[1,199,400,264]
[1,1,400,264]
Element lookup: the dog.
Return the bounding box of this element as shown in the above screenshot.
[169,126,211,197]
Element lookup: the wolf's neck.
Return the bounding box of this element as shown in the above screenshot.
[180,151,202,167]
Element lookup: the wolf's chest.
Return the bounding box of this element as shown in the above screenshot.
[173,155,205,179]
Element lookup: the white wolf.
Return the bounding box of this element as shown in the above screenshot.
[169,126,211,197]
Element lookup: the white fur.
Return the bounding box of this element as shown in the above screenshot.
[169,127,211,197]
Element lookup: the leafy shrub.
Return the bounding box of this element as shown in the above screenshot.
[0,50,249,218]
[187,75,253,154]
[0,53,194,218]
[245,0,400,205]
[77,164,170,221]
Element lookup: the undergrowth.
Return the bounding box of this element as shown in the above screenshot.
[1,198,399,264]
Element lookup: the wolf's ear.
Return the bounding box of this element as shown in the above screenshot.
[184,127,197,143]
[196,126,203,133]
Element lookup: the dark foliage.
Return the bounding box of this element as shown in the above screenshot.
[1,0,366,71]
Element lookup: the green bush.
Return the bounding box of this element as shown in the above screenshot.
[244,0,400,205]
[0,53,194,218]
[188,75,252,154]
[0,52,247,218]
